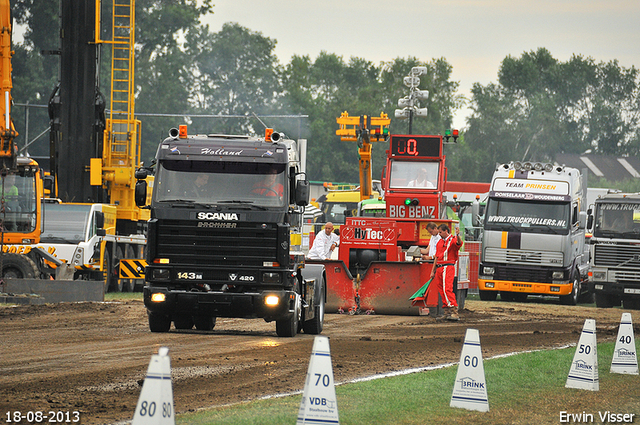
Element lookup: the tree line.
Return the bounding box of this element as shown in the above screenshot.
[10,0,640,186]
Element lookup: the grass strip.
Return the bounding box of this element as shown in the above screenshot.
[177,339,640,425]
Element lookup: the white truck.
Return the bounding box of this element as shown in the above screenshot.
[478,161,591,304]
[587,192,640,309]
[37,202,146,292]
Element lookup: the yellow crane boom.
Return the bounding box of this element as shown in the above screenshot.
[336,111,390,201]
[0,0,16,166]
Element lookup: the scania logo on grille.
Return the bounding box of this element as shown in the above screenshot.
[197,212,239,220]
[229,273,238,281]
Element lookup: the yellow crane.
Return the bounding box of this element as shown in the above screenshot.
[92,0,148,223]
[336,111,390,201]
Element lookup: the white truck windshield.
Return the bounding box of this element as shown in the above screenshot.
[42,204,91,243]
[594,202,640,238]
[0,174,38,233]
[484,198,570,234]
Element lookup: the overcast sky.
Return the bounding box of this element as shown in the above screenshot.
[202,0,639,130]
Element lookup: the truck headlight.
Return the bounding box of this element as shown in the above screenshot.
[73,248,84,266]
[552,271,564,279]
[592,271,606,281]
[150,293,166,302]
[482,267,494,275]
[265,295,280,306]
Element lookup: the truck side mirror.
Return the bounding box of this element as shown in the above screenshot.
[135,180,148,207]
[295,179,310,206]
[579,211,587,230]
[471,199,481,227]
[43,175,54,192]
[95,211,104,229]
[95,211,106,236]
[586,214,593,230]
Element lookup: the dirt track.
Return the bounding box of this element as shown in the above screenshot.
[0,299,636,424]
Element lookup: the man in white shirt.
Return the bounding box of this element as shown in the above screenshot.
[307,222,338,260]
[408,167,436,188]
[420,222,441,260]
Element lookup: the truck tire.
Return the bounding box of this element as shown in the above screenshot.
[478,290,497,301]
[193,315,216,331]
[148,312,171,332]
[276,295,301,337]
[303,278,325,335]
[0,254,39,278]
[111,246,125,293]
[559,273,579,305]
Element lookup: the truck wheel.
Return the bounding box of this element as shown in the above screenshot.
[559,273,579,305]
[193,315,216,331]
[478,290,497,301]
[595,292,613,308]
[173,315,194,330]
[102,247,121,293]
[303,278,325,335]
[0,254,39,278]
[110,246,125,293]
[276,295,301,337]
[148,312,171,332]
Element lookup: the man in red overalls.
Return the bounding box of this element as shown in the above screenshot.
[430,223,463,321]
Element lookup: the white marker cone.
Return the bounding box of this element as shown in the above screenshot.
[133,347,175,425]
[610,313,639,375]
[566,319,599,391]
[297,336,340,425]
[450,328,489,412]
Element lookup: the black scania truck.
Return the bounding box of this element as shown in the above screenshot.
[135,126,325,337]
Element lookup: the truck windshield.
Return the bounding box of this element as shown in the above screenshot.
[154,160,287,208]
[484,198,570,234]
[389,161,439,189]
[41,204,92,243]
[0,174,38,233]
[593,202,640,238]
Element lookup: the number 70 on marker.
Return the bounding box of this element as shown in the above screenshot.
[315,374,331,387]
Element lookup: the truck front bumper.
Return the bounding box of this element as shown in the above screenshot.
[143,286,296,321]
[478,278,573,296]
[588,281,640,297]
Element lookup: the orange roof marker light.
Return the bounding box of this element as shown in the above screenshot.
[179,125,188,138]
[265,128,274,142]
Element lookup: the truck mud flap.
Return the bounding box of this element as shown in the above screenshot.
[313,260,434,316]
